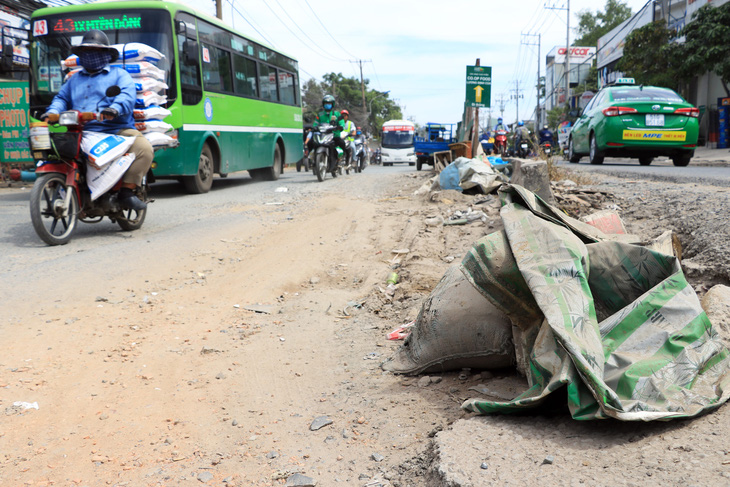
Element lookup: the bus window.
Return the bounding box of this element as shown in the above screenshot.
[232,53,257,97]
[258,64,277,102]
[201,43,232,93]
[176,13,201,105]
[198,19,230,47]
[279,71,295,106]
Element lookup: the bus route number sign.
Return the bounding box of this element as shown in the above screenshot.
[465,66,492,108]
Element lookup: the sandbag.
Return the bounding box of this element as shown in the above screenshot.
[135,91,167,108]
[134,77,168,93]
[112,43,165,63]
[111,62,165,81]
[86,152,135,200]
[143,131,178,148]
[135,120,173,134]
[382,265,515,375]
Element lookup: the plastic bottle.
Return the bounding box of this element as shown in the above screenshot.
[386,272,399,285]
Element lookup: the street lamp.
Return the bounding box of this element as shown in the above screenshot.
[367,90,390,133]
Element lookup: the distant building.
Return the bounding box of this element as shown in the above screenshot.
[544,46,596,113]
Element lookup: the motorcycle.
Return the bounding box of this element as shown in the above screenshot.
[311,123,345,182]
[516,138,530,158]
[370,147,381,165]
[28,86,153,246]
[493,129,508,157]
[353,137,367,173]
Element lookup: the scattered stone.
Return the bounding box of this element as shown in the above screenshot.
[215,372,226,380]
[310,416,333,431]
[480,462,489,470]
[231,419,238,426]
[95,296,108,302]
[417,376,432,388]
[285,473,316,486]
[371,453,385,462]
[200,346,221,355]
[197,471,214,483]
[266,451,279,459]
[310,277,320,285]
[431,376,443,384]
[542,455,554,465]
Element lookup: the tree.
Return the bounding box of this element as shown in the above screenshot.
[617,20,682,91]
[301,73,401,135]
[679,2,730,96]
[574,0,632,47]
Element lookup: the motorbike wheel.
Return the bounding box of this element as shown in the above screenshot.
[296,158,303,172]
[30,173,79,246]
[355,156,361,173]
[315,151,327,182]
[117,188,148,231]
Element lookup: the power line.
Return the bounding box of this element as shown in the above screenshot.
[303,0,357,59]
[264,0,345,62]
[227,0,276,48]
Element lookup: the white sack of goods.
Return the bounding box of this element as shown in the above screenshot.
[133,77,168,93]
[135,120,173,134]
[135,90,167,108]
[144,131,178,149]
[133,106,172,121]
[112,43,165,63]
[110,62,165,81]
[86,153,136,201]
[80,131,136,169]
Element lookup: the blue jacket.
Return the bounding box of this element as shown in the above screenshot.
[47,65,136,134]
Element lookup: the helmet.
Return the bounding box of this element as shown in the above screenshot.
[322,94,335,109]
[498,117,503,122]
[341,109,349,116]
[71,29,119,62]
[543,125,548,130]
[518,121,524,126]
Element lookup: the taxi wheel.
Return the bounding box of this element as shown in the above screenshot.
[589,134,604,165]
[672,153,692,167]
[568,138,581,163]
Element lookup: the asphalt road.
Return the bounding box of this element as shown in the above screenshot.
[0,162,414,307]
[553,155,730,186]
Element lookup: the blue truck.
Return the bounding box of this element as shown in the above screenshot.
[414,123,457,171]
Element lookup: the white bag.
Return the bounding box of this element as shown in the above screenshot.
[135,120,173,134]
[111,62,165,81]
[64,68,81,82]
[144,131,178,148]
[133,106,171,121]
[86,153,136,201]
[134,77,168,93]
[80,131,136,168]
[135,91,167,108]
[112,43,165,63]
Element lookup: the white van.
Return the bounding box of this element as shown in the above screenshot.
[380,120,416,166]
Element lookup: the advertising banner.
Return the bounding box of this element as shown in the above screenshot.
[0,80,31,163]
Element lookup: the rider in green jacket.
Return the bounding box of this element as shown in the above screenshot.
[311,94,348,172]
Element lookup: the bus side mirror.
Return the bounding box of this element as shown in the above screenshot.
[183,39,199,66]
[176,20,187,36]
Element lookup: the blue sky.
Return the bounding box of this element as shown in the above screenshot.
[186,0,652,127]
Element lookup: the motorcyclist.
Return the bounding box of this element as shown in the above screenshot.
[493,117,508,132]
[513,121,531,154]
[311,94,348,172]
[538,124,554,145]
[41,29,152,211]
[354,126,368,167]
[339,109,356,166]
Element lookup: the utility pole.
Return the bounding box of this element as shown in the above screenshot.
[510,81,523,125]
[472,58,480,157]
[496,93,507,119]
[546,1,570,109]
[350,59,371,121]
[521,32,541,128]
[214,0,223,20]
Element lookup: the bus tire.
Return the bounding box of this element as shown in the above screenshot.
[183,143,215,194]
[252,143,283,181]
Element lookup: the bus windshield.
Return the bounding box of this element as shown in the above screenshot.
[382,130,414,148]
[31,9,173,108]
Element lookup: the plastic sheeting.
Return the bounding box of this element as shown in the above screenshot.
[461,184,730,421]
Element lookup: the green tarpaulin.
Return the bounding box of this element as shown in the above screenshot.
[461,185,730,421]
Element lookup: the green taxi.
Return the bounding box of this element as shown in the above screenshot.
[568,79,699,166]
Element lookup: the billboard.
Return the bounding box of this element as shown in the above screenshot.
[596,3,653,68]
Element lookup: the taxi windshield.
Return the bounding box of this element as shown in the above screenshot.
[611,87,683,103]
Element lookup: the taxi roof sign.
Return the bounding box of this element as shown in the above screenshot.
[614,77,635,85]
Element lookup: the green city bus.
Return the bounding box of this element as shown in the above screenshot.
[29,0,303,193]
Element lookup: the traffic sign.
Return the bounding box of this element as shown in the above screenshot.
[465,65,491,108]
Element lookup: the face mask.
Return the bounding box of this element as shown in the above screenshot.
[324,103,333,110]
[78,51,112,72]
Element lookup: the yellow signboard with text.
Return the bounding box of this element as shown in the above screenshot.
[622,130,687,141]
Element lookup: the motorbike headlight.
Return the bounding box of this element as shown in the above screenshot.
[58,111,80,126]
